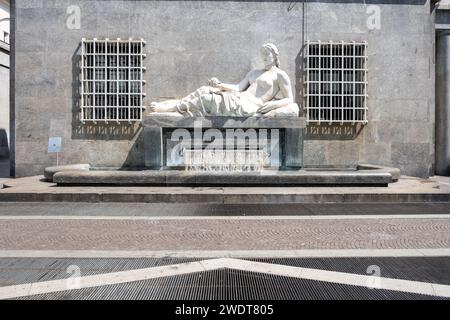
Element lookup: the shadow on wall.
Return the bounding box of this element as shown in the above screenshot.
[295,44,364,141]
[70,43,145,169]
[305,123,364,141]
[295,43,305,114]
[0,129,9,178]
[0,129,9,159]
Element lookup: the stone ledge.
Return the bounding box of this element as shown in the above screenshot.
[143,116,307,129]
[52,168,394,187]
[2,189,450,204]
[44,164,91,182]
[357,164,401,181]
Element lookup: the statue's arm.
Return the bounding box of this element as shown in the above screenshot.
[237,71,252,92]
[217,83,240,92]
[276,71,294,105]
[212,71,251,92]
[259,72,294,114]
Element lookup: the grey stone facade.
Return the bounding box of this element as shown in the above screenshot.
[12,0,436,177]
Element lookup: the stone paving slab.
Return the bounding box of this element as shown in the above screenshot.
[0,217,448,251]
[1,175,450,203]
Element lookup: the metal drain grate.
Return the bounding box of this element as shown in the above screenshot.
[17,268,443,300]
[2,257,449,300]
[0,257,201,287]
[250,257,450,285]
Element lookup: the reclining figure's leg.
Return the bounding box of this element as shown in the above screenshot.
[263,103,300,118]
[181,86,214,103]
[178,90,217,117]
[150,86,216,114]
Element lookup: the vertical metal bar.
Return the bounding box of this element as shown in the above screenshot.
[116,39,119,122]
[93,38,96,123]
[306,41,309,123]
[318,40,321,125]
[364,41,368,124]
[140,39,144,122]
[81,39,85,123]
[341,40,344,125]
[128,38,131,123]
[329,40,333,125]
[104,39,108,123]
[352,41,356,125]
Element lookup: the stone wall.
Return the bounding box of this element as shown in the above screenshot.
[12,0,435,177]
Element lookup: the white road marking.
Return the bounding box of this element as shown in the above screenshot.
[0,248,449,259]
[0,258,449,299]
[0,214,449,220]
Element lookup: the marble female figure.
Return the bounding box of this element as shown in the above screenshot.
[148,43,299,117]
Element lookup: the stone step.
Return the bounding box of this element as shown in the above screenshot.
[52,168,395,187]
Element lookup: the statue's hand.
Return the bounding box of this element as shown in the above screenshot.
[259,101,277,114]
[208,77,222,88]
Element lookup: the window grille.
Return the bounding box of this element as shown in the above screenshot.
[305,40,368,125]
[80,38,146,123]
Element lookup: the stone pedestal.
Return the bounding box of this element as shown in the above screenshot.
[143,116,306,171]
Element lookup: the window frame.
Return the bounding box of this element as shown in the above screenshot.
[305,40,368,125]
[80,38,146,124]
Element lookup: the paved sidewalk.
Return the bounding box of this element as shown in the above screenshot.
[1,175,450,203]
[0,216,449,251]
[0,208,448,300]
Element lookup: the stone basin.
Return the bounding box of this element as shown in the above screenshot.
[49,164,400,187]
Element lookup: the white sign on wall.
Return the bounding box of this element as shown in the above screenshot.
[48,137,62,167]
[48,137,62,153]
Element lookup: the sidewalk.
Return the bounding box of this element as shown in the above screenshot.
[1,175,450,203]
[0,215,449,251]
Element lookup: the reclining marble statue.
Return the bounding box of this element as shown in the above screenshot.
[148,43,300,117]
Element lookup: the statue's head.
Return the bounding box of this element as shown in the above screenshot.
[261,43,280,68]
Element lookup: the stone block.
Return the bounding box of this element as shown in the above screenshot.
[44,163,90,181]
[144,127,162,169]
[391,142,431,166]
[359,143,391,166]
[284,128,304,169]
[303,141,327,167]
[53,167,396,187]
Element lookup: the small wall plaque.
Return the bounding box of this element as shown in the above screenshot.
[48,137,62,153]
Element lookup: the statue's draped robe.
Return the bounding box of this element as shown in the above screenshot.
[176,87,264,117]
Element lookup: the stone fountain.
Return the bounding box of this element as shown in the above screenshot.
[45,44,400,186]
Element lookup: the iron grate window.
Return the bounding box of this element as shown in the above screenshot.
[305,40,368,125]
[80,38,146,123]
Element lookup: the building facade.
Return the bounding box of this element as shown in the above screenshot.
[9,0,447,178]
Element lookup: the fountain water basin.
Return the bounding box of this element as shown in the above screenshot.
[46,117,400,187]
